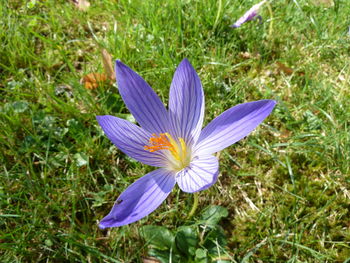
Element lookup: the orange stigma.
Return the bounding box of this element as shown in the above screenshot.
[144,133,190,170]
[144,133,178,156]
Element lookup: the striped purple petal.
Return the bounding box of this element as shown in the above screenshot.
[97,115,167,167]
[99,168,176,228]
[176,155,219,193]
[116,61,169,134]
[231,0,266,28]
[168,59,204,147]
[195,100,276,155]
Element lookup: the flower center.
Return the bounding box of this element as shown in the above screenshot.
[144,133,191,171]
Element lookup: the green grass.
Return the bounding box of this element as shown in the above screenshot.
[1,0,349,262]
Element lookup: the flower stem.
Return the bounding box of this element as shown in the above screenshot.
[187,192,199,219]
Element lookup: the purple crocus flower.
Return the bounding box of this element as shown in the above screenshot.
[231,0,267,28]
[96,59,276,228]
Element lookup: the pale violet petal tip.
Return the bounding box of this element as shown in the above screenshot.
[168,58,204,146]
[231,0,266,28]
[115,60,169,134]
[99,169,176,228]
[195,99,276,155]
[176,155,219,193]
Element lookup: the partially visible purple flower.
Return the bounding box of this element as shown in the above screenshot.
[231,0,267,28]
[97,58,276,228]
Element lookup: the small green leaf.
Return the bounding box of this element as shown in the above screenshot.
[203,226,228,254]
[140,225,175,250]
[12,101,29,113]
[199,205,228,226]
[74,152,89,167]
[195,248,208,263]
[44,239,53,247]
[27,0,37,9]
[175,226,198,256]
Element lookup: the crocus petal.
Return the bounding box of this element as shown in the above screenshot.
[231,0,266,28]
[176,155,219,193]
[195,100,276,155]
[116,60,169,134]
[97,115,168,167]
[168,58,204,146]
[99,168,176,228]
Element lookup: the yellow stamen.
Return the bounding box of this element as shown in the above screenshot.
[178,137,187,162]
[144,133,190,169]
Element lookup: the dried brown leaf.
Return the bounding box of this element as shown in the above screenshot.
[276,62,305,76]
[143,258,161,263]
[81,73,108,90]
[276,62,294,75]
[280,130,292,139]
[101,49,115,80]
